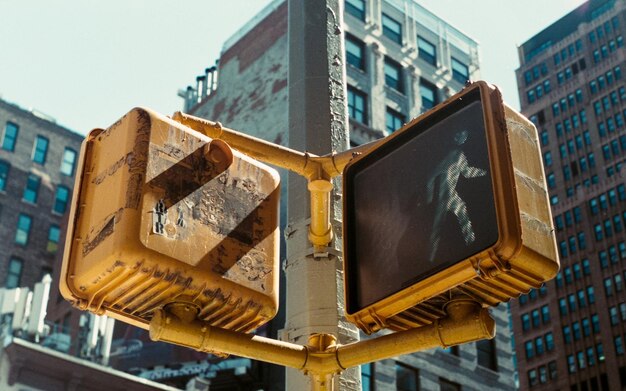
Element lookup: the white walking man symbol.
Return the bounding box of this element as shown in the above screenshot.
[426,129,486,263]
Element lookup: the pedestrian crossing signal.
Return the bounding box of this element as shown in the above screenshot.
[59,108,281,333]
[342,81,559,334]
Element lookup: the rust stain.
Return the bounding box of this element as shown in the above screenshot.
[269,63,281,74]
[212,99,226,119]
[91,152,134,185]
[125,110,151,209]
[250,97,266,111]
[271,79,287,94]
[219,2,287,72]
[82,209,123,257]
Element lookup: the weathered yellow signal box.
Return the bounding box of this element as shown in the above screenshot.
[343,81,559,334]
[60,107,280,332]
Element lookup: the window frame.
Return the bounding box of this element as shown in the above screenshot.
[32,135,49,164]
[451,57,469,84]
[15,213,32,245]
[417,36,437,66]
[347,86,368,125]
[60,147,78,176]
[2,122,19,152]
[384,57,404,93]
[385,107,405,133]
[382,13,402,45]
[22,173,41,204]
[5,258,23,288]
[345,0,366,21]
[53,185,70,215]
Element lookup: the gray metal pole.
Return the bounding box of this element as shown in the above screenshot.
[285,0,360,390]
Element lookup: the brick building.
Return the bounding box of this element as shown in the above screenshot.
[0,98,82,290]
[514,0,626,389]
[179,0,517,390]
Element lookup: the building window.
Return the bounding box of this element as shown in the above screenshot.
[587,347,596,367]
[53,186,70,214]
[385,107,405,133]
[382,13,402,44]
[418,37,437,66]
[345,34,365,70]
[2,122,19,152]
[541,305,550,323]
[347,86,368,125]
[563,325,572,344]
[32,136,49,164]
[60,147,77,177]
[361,363,374,391]
[47,225,61,253]
[384,57,403,93]
[567,354,576,373]
[477,339,498,370]
[396,362,419,391]
[451,57,469,84]
[532,309,541,327]
[616,335,624,355]
[440,378,461,391]
[0,160,9,191]
[528,369,538,387]
[545,332,555,351]
[420,79,438,110]
[345,0,365,21]
[22,174,41,204]
[522,313,531,331]
[15,214,32,245]
[5,258,23,288]
[535,337,545,355]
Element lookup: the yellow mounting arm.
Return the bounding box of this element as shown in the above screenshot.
[151,298,494,391]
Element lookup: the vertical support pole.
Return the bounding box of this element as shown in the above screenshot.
[285,0,360,390]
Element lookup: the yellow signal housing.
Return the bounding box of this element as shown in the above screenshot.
[343,81,559,334]
[60,107,280,332]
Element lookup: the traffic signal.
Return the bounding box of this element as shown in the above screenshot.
[60,107,280,333]
[343,81,559,334]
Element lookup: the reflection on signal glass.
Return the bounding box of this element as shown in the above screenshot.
[351,99,499,311]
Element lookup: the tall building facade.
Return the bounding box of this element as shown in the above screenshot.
[0,98,82,290]
[180,0,517,390]
[515,0,626,390]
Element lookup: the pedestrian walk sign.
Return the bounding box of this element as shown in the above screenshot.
[342,81,559,334]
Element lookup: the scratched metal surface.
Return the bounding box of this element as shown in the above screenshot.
[61,107,280,331]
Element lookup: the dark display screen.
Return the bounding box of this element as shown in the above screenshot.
[344,89,499,313]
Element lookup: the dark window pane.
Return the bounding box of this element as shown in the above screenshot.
[32,136,49,164]
[53,186,70,214]
[451,57,469,84]
[5,258,23,288]
[348,86,368,125]
[418,37,436,66]
[345,0,365,21]
[396,363,419,391]
[382,13,402,44]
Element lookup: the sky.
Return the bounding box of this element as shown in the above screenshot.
[0,0,588,135]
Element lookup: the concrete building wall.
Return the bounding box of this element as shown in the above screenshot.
[186,0,515,390]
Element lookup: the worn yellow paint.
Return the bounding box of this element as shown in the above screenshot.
[149,297,494,384]
[60,107,281,332]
